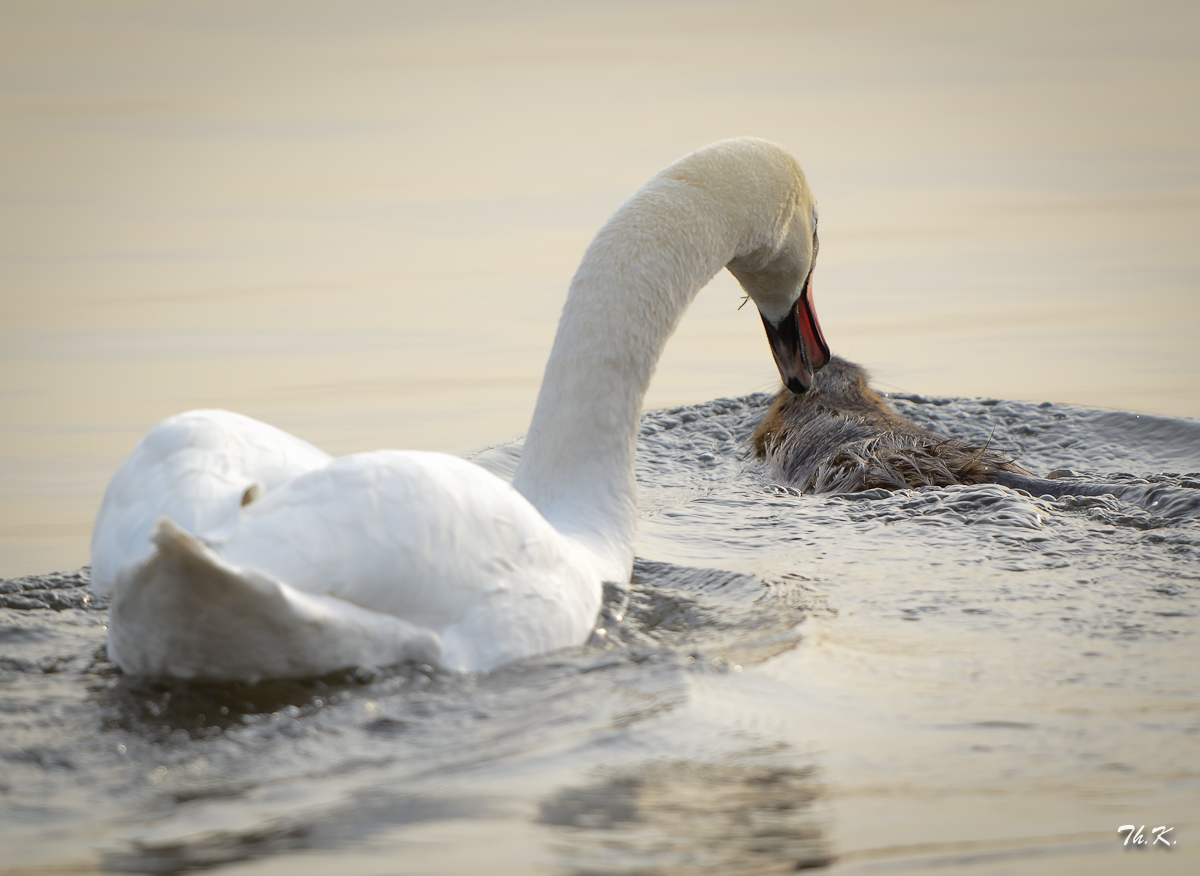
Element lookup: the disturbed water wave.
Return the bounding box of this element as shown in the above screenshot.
[1,561,826,874]
[2,392,1198,874]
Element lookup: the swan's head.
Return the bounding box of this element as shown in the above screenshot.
[720,144,830,394]
[744,214,830,395]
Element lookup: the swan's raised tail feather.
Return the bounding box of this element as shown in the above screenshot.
[108,518,441,682]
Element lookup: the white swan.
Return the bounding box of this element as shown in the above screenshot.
[90,138,829,681]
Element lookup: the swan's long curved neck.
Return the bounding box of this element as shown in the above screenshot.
[513,141,810,581]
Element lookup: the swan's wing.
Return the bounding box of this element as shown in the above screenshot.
[108,519,439,681]
[91,410,332,594]
[218,451,604,672]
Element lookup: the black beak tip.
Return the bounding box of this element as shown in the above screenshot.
[785,376,810,394]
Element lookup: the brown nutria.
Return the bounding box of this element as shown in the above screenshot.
[751,357,1200,517]
[752,356,1025,493]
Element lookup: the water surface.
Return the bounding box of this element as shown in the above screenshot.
[3,394,1197,873]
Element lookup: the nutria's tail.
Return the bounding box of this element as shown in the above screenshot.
[991,472,1200,518]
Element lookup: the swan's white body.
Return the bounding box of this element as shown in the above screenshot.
[92,137,820,680]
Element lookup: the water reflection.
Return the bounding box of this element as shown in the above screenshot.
[100,789,485,875]
[540,754,830,875]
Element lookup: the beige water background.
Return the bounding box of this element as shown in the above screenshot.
[2,0,1197,576]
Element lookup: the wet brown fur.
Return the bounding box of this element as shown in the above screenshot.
[753,357,1024,493]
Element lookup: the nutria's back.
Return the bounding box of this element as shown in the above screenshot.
[753,357,1021,493]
